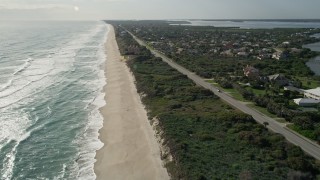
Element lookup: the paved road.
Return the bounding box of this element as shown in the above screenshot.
[125,29,320,160]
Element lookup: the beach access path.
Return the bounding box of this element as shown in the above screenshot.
[94,25,169,180]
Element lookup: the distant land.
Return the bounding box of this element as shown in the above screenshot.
[104,19,320,24]
[191,19,320,22]
[168,19,320,29]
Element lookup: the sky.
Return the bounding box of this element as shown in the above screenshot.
[0,0,320,21]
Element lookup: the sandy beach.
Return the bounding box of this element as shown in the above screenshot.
[94,25,169,180]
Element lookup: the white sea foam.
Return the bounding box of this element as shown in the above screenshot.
[0,58,33,91]
[12,58,33,76]
[0,23,107,110]
[0,109,31,180]
[53,163,67,180]
[75,23,109,180]
[0,79,13,91]
[2,143,19,180]
[0,121,45,180]
[76,109,104,180]
[0,109,31,146]
[0,22,108,179]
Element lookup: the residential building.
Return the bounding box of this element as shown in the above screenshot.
[243,65,259,79]
[272,51,287,60]
[294,98,320,107]
[268,74,289,86]
[304,87,320,100]
[237,52,249,57]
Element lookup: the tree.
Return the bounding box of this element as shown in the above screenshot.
[287,157,312,171]
[292,116,314,130]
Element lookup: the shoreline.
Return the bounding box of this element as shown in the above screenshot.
[303,33,320,75]
[94,25,169,180]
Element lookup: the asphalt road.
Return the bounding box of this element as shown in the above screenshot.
[126,29,320,160]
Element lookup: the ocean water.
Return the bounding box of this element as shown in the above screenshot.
[0,21,108,179]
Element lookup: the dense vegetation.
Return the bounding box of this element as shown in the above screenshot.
[109,20,320,143]
[109,22,320,180]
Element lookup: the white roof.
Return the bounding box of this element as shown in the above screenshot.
[304,87,320,96]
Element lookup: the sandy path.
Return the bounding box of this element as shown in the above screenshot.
[94,25,169,180]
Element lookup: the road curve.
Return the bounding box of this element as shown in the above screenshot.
[124,27,320,160]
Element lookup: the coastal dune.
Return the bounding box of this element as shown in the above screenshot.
[94,25,169,180]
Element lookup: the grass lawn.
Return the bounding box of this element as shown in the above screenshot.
[275,118,287,123]
[245,87,266,96]
[296,76,320,89]
[205,79,216,84]
[223,88,246,101]
[247,104,278,118]
[206,81,292,121]
[287,124,318,141]
[205,80,247,101]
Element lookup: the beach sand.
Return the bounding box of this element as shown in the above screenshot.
[94,25,169,180]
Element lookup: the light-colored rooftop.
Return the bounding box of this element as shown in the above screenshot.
[304,87,320,95]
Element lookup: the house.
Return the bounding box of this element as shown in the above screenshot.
[237,52,249,57]
[262,48,272,53]
[272,51,287,60]
[282,41,290,45]
[220,50,234,57]
[294,98,320,107]
[268,74,289,86]
[243,65,259,79]
[304,87,320,100]
[284,86,305,94]
[258,53,272,59]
